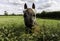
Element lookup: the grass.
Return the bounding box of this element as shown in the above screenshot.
[0,16,60,41]
[0,16,24,27]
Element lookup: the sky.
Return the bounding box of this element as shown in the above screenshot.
[0,0,60,15]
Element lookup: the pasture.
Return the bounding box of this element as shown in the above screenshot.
[0,16,60,41]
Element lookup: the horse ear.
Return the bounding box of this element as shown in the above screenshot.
[24,3,27,9]
[32,3,35,9]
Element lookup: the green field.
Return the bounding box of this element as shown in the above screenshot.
[0,16,60,41]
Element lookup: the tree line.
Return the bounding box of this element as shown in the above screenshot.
[1,11,23,16]
[36,11,60,19]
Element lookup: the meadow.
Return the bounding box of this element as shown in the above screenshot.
[0,16,60,41]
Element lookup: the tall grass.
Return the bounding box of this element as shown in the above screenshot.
[0,16,60,41]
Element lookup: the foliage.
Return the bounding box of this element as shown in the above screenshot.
[36,11,60,19]
[0,16,60,41]
[11,13,15,16]
[4,11,8,16]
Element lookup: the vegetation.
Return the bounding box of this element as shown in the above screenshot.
[3,11,23,16]
[4,11,8,16]
[36,11,60,19]
[0,16,60,41]
[11,13,15,15]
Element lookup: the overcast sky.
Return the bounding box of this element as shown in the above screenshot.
[0,0,60,15]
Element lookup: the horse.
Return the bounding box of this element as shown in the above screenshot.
[23,3,36,34]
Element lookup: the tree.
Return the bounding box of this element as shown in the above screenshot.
[12,13,15,15]
[4,11,8,15]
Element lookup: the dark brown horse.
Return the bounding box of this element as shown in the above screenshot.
[23,3,36,33]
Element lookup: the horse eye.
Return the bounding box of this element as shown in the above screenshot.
[33,14,35,17]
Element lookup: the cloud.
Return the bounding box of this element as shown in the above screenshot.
[0,0,60,14]
[37,0,55,9]
[37,3,51,9]
[37,0,60,13]
[0,0,25,14]
[44,0,60,12]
